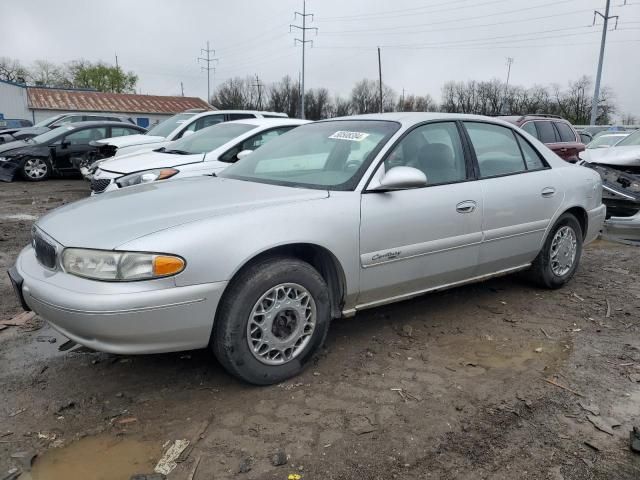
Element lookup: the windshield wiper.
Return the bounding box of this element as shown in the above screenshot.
[162,149,191,155]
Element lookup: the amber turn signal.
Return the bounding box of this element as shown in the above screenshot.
[153,256,185,276]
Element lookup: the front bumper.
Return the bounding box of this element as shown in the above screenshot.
[12,245,228,354]
[585,203,607,245]
[604,210,640,244]
[0,158,20,182]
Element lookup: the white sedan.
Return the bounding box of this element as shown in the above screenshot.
[90,118,308,194]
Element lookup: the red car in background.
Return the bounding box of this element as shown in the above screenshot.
[500,114,585,163]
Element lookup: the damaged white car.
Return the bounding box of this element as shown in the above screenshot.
[581,129,640,243]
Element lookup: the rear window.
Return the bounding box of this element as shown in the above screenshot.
[554,122,577,143]
[535,121,558,143]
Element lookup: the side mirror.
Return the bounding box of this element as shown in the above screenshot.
[182,130,195,138]
[372,166,427,191]
[236,149,253,161]
[579,133,593,144]
[60,140,70,149]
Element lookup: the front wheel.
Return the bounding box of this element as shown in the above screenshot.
[529,213,583,289]
[212,256,331,385]
[21,157,51,181]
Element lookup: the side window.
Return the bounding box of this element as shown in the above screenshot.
[64,127,107,145]
[464,122,526,177]
[228,113,255,120]
[175,120,198,139]
[522,122,538,138]
[220,127,295,163]
[384,122,467,185]
[516,134,546,170]
[535,121,558,143]
[554,122,577,143]
[85,115,107,122]
[196,114,224,130]
[111,127,140,137]
[241,127,293,151]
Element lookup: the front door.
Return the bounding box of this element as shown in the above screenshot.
[55,127,107,172]
[358,121,483,307]
[462,121,563,275]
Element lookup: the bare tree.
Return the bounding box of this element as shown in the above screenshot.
[30,60,70,87]
[0,57,29,83]
[621,113,638,125]
[267,75,301,118]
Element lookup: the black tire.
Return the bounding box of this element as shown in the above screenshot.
[21,156,51,182]
[529,213,583,289]
[212,256,331,385]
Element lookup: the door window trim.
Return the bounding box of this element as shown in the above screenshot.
[363,120,477,192]
[461,120,551,181]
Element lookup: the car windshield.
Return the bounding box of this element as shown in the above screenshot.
[218,120,400,190]
[161,123,255,155]
[587,134,628,149]
[30,125,75,144]
[146,113,195,138]
[33,114,65,128]
[616,130,640,147]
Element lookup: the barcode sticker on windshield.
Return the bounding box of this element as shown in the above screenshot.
[329,131,370,142]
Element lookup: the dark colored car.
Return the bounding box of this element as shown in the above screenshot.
[500,114,585,163]
[0,113,136,144]
[0,121,146,182]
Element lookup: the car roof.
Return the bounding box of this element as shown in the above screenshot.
[321,112,519,128]
[60,120,145,129]
[191,110,288,119]
[224,118,309,127]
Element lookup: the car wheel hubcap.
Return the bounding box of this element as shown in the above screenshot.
[550,226,577,277]
[247,283,316,366]
[24,159,47,179]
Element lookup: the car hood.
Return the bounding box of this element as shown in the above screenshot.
[583,145,640,166]
[0,140,34,155]
[95,134,165,148]
[99,150,205,174]
[36,176,329,249]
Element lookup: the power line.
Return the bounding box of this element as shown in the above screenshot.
[320,8,595,36]
[198,40,218,103]
[290,0,318,119]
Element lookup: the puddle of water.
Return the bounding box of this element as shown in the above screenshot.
[434,337,570,372]
[21,435,160,480]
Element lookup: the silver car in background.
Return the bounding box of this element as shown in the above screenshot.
[9,113,605,385]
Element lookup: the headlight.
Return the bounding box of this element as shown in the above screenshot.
[116,168,179,188]
[61,248,185,281]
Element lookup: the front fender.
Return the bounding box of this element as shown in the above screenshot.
[117,192,362,305]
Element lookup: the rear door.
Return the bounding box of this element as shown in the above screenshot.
[462,121,563,274]
[553,121,584,162]
[533,120,567,159]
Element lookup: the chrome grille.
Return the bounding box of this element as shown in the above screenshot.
[91,178,111,193]
[33,231,57,269]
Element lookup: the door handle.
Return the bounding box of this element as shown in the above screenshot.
[456,200,477,214]
[541,187,556,198]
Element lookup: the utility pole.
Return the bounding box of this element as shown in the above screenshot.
[180,82,184,97]
[252,74,264,110]
[502,57,514,114]
[198,41,218,104]
[377,47,383,113]
[115,54,119,69]
[590,0,619,125]
[401,88,405,111]
[290,1,317,119]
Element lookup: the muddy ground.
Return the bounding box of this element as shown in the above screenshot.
[1,179,639,480]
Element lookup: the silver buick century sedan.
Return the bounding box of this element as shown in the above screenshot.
[9,113,606,385]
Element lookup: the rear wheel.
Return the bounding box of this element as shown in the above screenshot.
[21,157,51,181]
[529,213,583,289]
[212,256,331,385]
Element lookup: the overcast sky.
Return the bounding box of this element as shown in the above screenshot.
[2,0,639,116]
